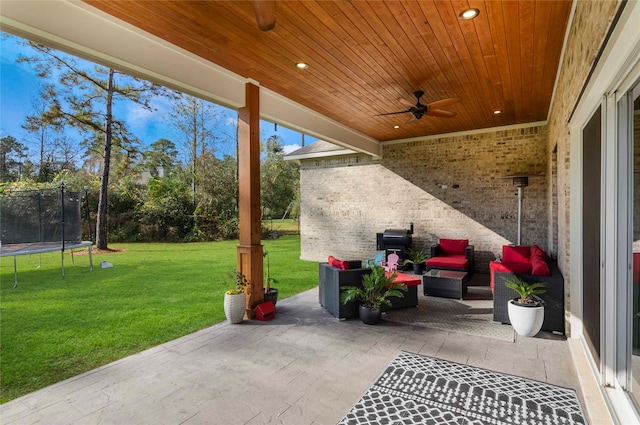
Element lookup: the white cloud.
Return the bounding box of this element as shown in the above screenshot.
[225,116,238,127]
[126,103,155,131]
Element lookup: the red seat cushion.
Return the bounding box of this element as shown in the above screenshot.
[439,239,469,255]
[489,261,533,290]
[498,261,533,274]
[502,245,531,264]
[426,255,468,269]
[390,272,421,287]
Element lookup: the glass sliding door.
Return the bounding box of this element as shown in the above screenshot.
[629,81,640,406]
[583,106,602,365]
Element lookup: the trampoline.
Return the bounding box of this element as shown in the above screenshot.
[0,185,93,287]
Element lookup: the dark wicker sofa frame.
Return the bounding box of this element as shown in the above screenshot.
[492,261,565,334]
[318,261,418,319]
[319,261,370,319]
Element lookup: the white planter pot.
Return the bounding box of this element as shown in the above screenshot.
[224,292,246,324]
[507,299,544,337]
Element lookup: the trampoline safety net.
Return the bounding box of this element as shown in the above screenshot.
[0,187,83,246]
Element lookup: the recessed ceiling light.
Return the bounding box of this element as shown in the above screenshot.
[295,62,308,69]
[459,8,479,20]
[493,110,502,115]
[394,125,400,129]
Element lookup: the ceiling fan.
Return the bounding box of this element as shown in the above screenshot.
[377,91,460,120]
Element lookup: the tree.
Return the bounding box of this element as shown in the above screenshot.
[140,173,194,241]
[169,94,236,203]
[197,151,239,238]
[21,84,65,182]
[260,135,299,219]
[53,136,80,173]
[141,138,179,177]
[19,42,164,249]
[170,94,216,202]
[0,135,28,182]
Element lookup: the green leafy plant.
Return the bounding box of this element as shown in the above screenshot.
[225,271,249,295]
[402,248,429,266]
[263,250,279,293]
[340,265,408,310]
[505,276,547,305]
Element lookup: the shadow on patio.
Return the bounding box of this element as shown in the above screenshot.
[0,278,588,425]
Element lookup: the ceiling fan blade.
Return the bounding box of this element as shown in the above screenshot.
[426,109,457,118]
[427,97,461,110]
[253,0,276,31]
[375,110,411,116]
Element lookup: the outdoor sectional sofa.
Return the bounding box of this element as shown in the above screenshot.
[490,245,565,334]
[318,259,418,320]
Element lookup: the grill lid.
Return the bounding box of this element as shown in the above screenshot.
[381,229,412,248]
[383,229,409,239]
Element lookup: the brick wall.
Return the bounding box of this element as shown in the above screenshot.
[548,0,621,274]
[299,125,548,273]
[546,0,622,334]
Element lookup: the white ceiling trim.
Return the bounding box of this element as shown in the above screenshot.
[0,0,382,158]
[285,149,358,162]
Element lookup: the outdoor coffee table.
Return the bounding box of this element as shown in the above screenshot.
[422,269,468,299]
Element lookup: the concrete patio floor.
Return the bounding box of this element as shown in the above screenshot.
[1,285,606,425]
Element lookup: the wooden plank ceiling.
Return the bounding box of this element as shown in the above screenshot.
[84,0,572,142]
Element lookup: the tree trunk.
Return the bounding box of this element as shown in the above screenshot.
[95,69,115,250]
[191,102,197,202]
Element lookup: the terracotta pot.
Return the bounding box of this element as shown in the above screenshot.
[224,292,246,324]
[507,299,544,337]
[359,304,382,325]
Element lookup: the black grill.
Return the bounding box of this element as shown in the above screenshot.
[376,224,413,263]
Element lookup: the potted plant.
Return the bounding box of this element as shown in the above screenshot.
[223,271,249,324]
[340,265,407,325]
[263,250,278,305]
[505,276,547,337]
[402,248,429,274]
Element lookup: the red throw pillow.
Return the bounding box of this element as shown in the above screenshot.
[328,256,349,270]
[439,239,469,255]
[531,258,551,276]
[502,245,531,264]
[531,244,549,261]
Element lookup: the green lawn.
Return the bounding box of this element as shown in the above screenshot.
[0,235,317,403]
[263,218,299,234]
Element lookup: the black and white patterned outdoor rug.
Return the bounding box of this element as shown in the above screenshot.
[338,351,586,425]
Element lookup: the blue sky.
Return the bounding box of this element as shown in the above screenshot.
[0,32,309,163]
